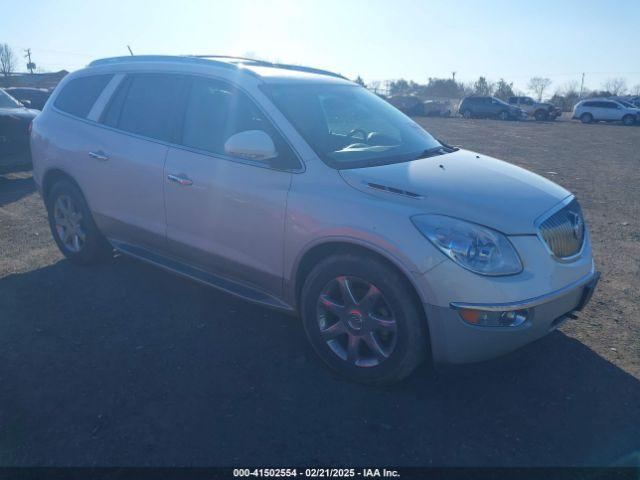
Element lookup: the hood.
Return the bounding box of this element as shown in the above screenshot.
[0,106,39,120]
[339,149,570,235]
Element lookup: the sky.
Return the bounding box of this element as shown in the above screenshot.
[1,0,639,95]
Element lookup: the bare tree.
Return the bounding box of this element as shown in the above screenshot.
[368,80,382,94]
[528,77,552,101]
[632,84,640,96]
[0,43,17,79]
[602,78,627,96]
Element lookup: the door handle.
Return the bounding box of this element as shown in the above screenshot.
[167,174,193,186]
[88,151,109,161]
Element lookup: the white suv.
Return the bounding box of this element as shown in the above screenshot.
[31,55,598,384]
[572,98,639,125]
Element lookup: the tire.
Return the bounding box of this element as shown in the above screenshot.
[499,110,510,121]
[300,253,428,384]
[534,110,548,121]
[580,113,593,124]
[46,179,113,264]
[462,109,472,119]
[622,115,635,126]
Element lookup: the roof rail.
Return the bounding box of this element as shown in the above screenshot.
[88,55,238,71]
[190,55,347,80]
[88,54,348,81]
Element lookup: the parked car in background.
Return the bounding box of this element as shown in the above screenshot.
[612,98,638,109]
[0,88,39,157]
[627,96,640,108]
[508,96,561,121]
[423,99,452,117]
[458,96,526,120]
[31,55,598,384]
[5,87,52,111]
[572,98,639,125]
[386,95,425,116]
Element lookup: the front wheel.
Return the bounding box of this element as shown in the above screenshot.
[300,254,428,384]
[622,115,635,126]
[46,180,113,264]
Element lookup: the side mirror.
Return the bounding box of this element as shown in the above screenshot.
[224,130,277,162]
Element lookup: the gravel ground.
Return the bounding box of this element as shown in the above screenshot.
[0,117,638,467]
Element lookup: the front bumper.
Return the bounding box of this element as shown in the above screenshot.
[424,268,600,364]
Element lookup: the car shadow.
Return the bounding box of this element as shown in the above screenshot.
[0,172,36,207]
[1,256,638,467]
[0,153,32,176]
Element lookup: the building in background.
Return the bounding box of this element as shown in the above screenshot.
[0,70,68,90]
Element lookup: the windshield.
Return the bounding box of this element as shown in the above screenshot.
[0,89,22,108]
[262,83,442,169]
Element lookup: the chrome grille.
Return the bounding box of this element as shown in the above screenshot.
[538,198,585,259]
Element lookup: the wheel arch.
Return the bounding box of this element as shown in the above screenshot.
[41,168,86,206]
[291,239,428,315]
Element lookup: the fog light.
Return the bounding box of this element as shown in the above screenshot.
[459,308,529,327]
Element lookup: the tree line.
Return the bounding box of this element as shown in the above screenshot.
[357,75,640,112]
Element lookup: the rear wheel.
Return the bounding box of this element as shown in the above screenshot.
[622,114,635,126]
[580,113,593,124]
[46,180,112,264]
[534,109,548,121]
[300,253,428,384]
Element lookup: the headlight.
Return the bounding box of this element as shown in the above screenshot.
[411,215,523,276]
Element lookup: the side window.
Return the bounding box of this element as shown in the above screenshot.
[181,77,299,170]
[54,74,113,118]
[582,101,595,108]
[508,97,517,104]
[101,73,188,143]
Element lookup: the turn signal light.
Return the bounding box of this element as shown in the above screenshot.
[458,308,529,327]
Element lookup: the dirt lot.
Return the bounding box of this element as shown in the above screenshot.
[0,117,639,467]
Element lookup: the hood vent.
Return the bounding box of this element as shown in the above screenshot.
[366,182,422,199]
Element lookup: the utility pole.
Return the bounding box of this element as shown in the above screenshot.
[24,48,35,74]
[579,72,585,98]
[127,45,134,56]
[452,71,456,81]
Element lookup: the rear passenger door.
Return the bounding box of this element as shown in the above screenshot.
[88,73,189,250]
[163,76,299,298]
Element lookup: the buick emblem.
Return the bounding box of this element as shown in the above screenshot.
[568,212,584,240]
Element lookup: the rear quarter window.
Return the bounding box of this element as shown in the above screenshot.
[54,75,113,118]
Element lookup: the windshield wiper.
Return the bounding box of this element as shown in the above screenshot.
[412,147,447,160]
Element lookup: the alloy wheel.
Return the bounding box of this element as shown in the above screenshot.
[53,194,86,253]
[316,276,397,367]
